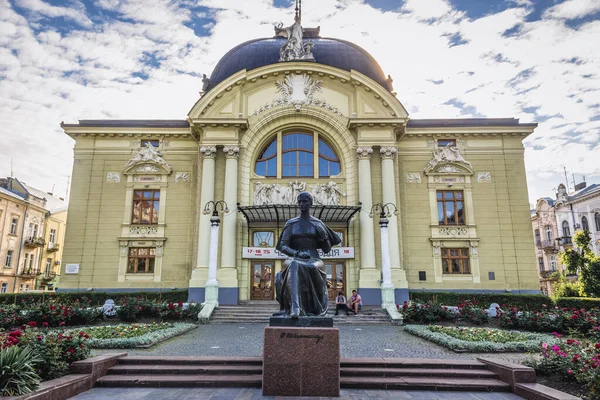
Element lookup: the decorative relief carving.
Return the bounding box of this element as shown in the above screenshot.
[129,226,158,235]
[130,140,141,148]
[434,176,465,184]
[436,165,463,174]
[254,181,345,206]
[174,172,190,183]
[477,172,492,183]
[200,146,217,159]
[253,74,343,117]
[119,241,128,255]
[425,146,472,172]
[223,146,240,159]
[380,146,397,159]
[439,227,468,236]
[356,147,373,160]
[106,172,120,182]
[406,173,422,183]
[125,143,172,173]
[274,15,315,62]
[133,175,160,182]
[470,241,479,255]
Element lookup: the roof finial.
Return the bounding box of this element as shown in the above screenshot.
[294,0,300,22]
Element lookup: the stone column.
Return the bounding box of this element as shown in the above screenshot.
[379,217,395,308]
[188,146,216,302]
[204,214,220,306]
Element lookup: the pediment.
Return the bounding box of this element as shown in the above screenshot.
[123,144,172,175]
[424,146,474,175]
[426,162,474,176]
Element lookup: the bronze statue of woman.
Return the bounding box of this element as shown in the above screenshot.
[274,192,342,318]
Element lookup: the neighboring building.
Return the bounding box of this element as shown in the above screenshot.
[59,13,540,305]
[0,177,67,293]
[531,198,561,295]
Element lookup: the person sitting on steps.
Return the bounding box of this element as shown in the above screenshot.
[334,291,350,316]
[349,289,362,315]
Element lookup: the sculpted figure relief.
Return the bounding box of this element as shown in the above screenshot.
[274,192,341,318]
[274,18,315,62]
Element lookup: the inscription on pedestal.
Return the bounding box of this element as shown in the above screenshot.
[263,326,340,397]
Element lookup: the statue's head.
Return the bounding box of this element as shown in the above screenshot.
[297,191,313,213]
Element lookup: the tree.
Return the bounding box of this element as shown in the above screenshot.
[559,230,600,297]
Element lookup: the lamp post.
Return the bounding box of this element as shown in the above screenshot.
[202,200,229,306]
[369,203,398,309]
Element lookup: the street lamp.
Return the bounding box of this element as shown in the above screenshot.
[369,203,398,308]
[202,201,229,306]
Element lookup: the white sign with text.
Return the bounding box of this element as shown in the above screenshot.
[242,247,354,259]
[64,264,80,274]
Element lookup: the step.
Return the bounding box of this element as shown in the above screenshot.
[96,374,262,388]
[108,364,263,375]
[341,367,497,378]
[341,358,487,369]
[339,376,510,391]
[117,356,263,366]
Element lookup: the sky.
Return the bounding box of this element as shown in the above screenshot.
[0,0,599,206]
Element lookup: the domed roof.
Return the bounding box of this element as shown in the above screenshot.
[205,37,393,93]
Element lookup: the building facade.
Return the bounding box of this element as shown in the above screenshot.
[59,19,540,305]
[531,198,561,295]
[0,178,67,293]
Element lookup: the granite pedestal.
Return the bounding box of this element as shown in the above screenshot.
[262,325,340,397]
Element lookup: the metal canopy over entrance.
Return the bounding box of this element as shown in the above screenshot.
[237,204,361,228]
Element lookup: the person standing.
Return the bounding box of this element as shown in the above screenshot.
[349,289,362,315]
[334,291,350,316]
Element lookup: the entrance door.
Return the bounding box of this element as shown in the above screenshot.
[324,261,345,300]
[251,261,275,300]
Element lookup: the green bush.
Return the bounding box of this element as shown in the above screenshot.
[458,299,490,325]
[0,290,189,306]
[410,292,551,310]
[0,346,41,397]
[556,297,600,310]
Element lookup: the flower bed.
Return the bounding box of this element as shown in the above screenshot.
[404,324,559,352]
[64,322,197,348]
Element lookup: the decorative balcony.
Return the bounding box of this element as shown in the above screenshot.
[19,269,41,277]
[41,272,57,281]
[46,243,60,252]
[557,236,573,247]
[540,240,557,253]
[24,237,45,248]
[540,270,559,279]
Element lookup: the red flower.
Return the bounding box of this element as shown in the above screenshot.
[28,321,37,327]
[59,322,65,326]
[178,302,183,308]
[42,322,49,328]
[595,343,600,349]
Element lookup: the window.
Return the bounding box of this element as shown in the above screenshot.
[132,190,160,224]
[437,191,465,225]
[441,248,470,274]
[538,257,545,272]
[49,229,56,245]
[28,253,34,270]
[534,229,541,244]
[27,223,38,238]
[550,255,557,271]
[25,284,29,291]
[0,283,7,293]
[19,284,23,292]
[253,231,275,247]
[255,132,341,178]
[45,258,52,274]
[127,248,155,273]
[282,133,313,177]
[5,251,12,268]
[10,218,18,235]
[141,140,159,148]
[596,213,600,231]
[318,139,340,177]
[437,139,456,147]
[562,220,571,237]
[333,230,344,247]
[582,216,589,232]
[545,226,553,241]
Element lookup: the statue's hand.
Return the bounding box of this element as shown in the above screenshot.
[296,251,311,259]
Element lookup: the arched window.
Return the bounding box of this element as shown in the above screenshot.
[582,216,589,232]
[254,131,341,178]
[255,139,277,177]
[595,213,600,231]
[318,139,341,177]
[562,220,571,237]
[282,133,313,177]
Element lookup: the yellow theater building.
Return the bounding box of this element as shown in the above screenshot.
[59,14,540,306]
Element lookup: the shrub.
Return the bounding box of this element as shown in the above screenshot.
[0,290,189,306]
[556,297,600,310]
[0,346,41,397]
[551,275,585,300]
[399,301,455,324]
[409,292,551,310]
[457,299,490,325]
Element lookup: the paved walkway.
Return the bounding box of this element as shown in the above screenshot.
[77,323,534,399]
[91,323,533,365]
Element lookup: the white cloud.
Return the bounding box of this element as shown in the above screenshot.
[13,0,93,27]
[544,0,600,20]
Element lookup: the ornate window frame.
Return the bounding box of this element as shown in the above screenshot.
[117,144,172,283]
[425,145,480,283]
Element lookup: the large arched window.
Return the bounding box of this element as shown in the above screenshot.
[582,216,589,232]
[562,220,571,237]
[595,212,600,232]
[254,131,341,178]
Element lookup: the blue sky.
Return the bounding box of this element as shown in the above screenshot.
[0,0,599,205]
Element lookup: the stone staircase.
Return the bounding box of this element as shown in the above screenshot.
[95,356,511,392]
[209,301,392,325]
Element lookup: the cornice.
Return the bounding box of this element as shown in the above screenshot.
[404,125,536,137]
[61,126,190,139]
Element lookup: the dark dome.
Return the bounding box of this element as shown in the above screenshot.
[206,37,393,93]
